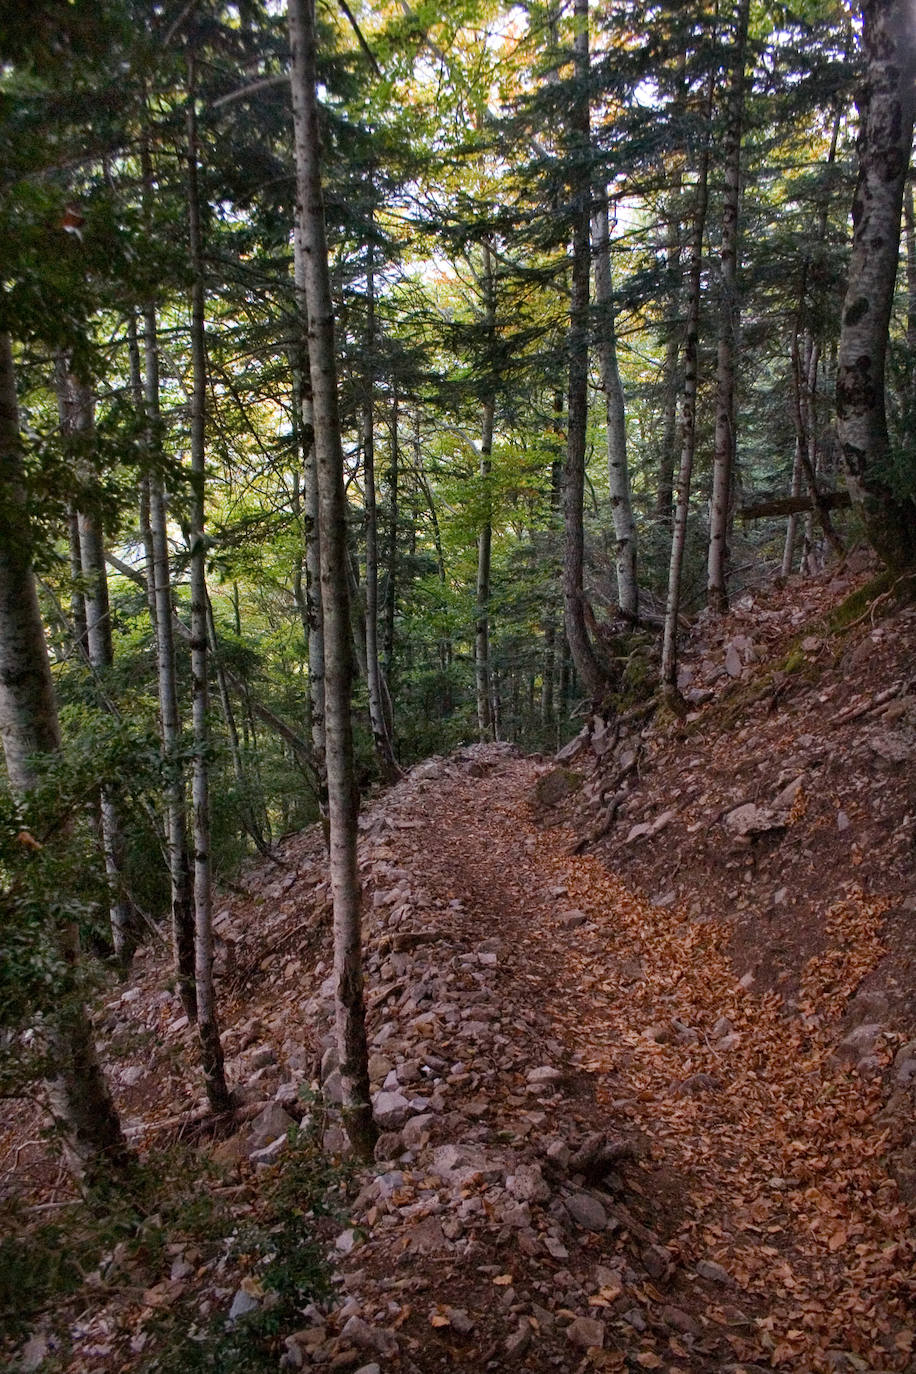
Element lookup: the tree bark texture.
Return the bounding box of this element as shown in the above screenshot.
[592,194,638,618]
[142,306,197,1018]
[707,0,750,615]
[563,0,607,701]
[361,217,400,779]
[289,0,376,1160]
[836,0,916,568]
[661,60,715,690]
[0,330,129,1182]
[54,362,136,966]
[384,393,399,685]
[293,228,328,772]
[186,63,230,1114]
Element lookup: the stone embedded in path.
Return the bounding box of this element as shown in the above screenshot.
[893,1041,916,1084]
[566,1315,605,1349]
[564,1191,608,1231]
[835,1023,884,1064]
[507,1163,550,1204]
[526,1065,563,1087]
[696,1259,732,1284]
[229,1287,260,1321]
[661,1304,701,1336]
[340,1316,397,1357]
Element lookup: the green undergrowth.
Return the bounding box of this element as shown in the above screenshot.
[139,1117,342,1374]
[2,1108,344,1373]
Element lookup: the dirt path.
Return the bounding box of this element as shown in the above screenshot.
[341,748,913,1373]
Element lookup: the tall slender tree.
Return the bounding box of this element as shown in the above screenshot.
[706,0,750,615]
[186,52,230,1114]
[0,330,129,1183]
[563,0,607,699]
[289,0,376,1159]
[592,193,637,618]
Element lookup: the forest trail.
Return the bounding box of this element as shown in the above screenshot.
[5,734,914,1373]
[303,745,913,1373]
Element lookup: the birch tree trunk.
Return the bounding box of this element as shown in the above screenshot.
[0,330,129,1183]
[384,392,399,686]
[289,0,376,1160]
[474,242,497,739]
[661,60,716,691]
[292,227,328,777]
[362,215,400,779]
[707,0,750,616]
[143,305,197,1020]
[186,59,230,1114]
[837,0,916,569]
[563,0,607,700]
[54,361,136,966]
[592,194,637,618]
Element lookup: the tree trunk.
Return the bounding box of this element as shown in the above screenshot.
[142,305,197,1020]
[361,224,399,780]
[0,330,129,1183]
[781,438,803,576]
[475,401,495,740]
[474,242,497,740]
[292,227,328,777]
[661,57,716,691]
[54,361,136,967]
[384,393,400,686]
[186,59,230,1114]
[707,0,750,615]
[592,193,638,618]
[289,0,376,1160]
[836,0,916,569]
[563,0,607,701]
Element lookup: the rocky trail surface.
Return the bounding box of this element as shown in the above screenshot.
[5,572,916,1374]
[293,745,912,1374]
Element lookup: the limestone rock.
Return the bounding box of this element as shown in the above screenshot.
[229,1287,260,1321]
[508,1163,550,1204]
[725,803,784,837]
[245,1103,296,1155]
[340,1316,397,1357]
[372,1089,411,1129]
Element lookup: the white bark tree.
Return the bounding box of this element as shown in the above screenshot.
[289,0,376,1159]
